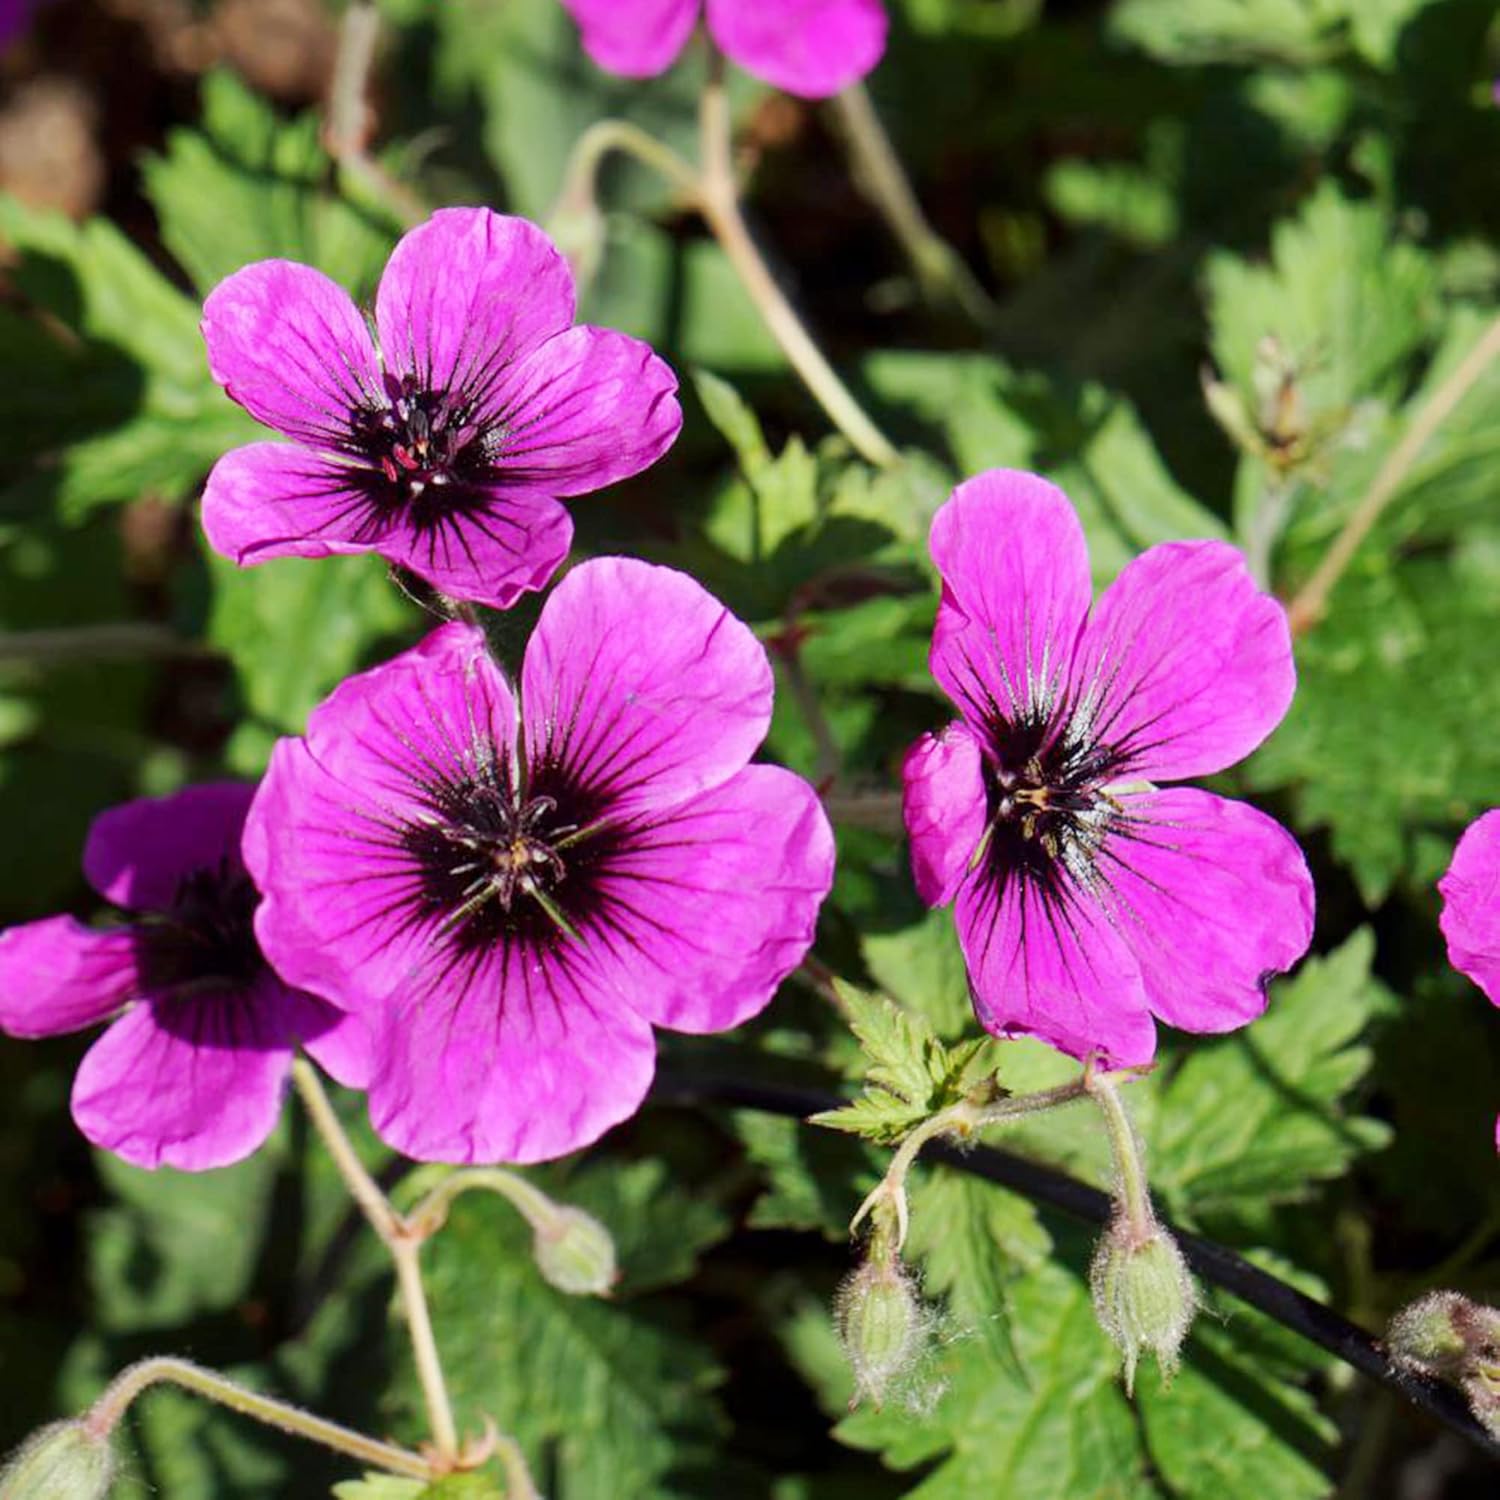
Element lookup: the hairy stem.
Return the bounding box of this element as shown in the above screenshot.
[830,82,998,330]
[850,1074,1099,1250]
[326,0,426,226]
[1088,1070,1152,1241]
[696,53,900,469]
[291,1061,459,1463]
[82,1357,431,1481]
[552,117,701,216]
[1286,310,1500,635]
[407,1166,561,1240]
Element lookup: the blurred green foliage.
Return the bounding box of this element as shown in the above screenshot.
[2,0,1500,1494]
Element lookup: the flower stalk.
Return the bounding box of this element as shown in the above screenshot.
[290,1059,460,1464]
[80,1357,432,1482]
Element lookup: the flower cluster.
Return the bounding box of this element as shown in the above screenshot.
[0,206,1329,1175]
[557,0,888,99]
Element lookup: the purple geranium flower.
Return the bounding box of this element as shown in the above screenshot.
[1437,810,1500,1149]
[0,783,367,1170]
[558,0,887,99]
[902,469,1315,1065]
[245,556,836,1164]
[200,207,682,610]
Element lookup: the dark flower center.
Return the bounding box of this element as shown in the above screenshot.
[135,862,266,996]
[348,373,505,509]
[982,713,1122,890]
[401,747,613,954]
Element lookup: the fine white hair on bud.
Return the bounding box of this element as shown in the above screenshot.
[835,1257,927,1409]
[1089,1215,1199,1395]
[1388,1289,1500,1438]
[531,1205,619,1298]
[0,1419,116,1500]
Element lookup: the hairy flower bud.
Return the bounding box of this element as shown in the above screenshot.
[532,1205,618,1298]
[836,1257,924,1409]
[0,1420,115,1499]
[1090,1218,1198,1394]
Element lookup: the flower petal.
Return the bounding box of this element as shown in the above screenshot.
[381,486,574,611]
[483,325,682,498]
[1440,809,1500,1010]
[375,209,575,404]
[245,623,520,1013]
[71,977,297,1170]
[707,0,887,97]
[955,863,1156,1066]
[558,0,701,78]
[287,993,374,1089]
[201,442,391,567]
[364,943,658,1164]
[902,723,987,906]
[1096,788,1313,1036]
[1075,539,1294,783]
[521,557,773,818]
[202,260,380,450]
[0,918,138,1037]
[582,765,834,1033]
[83,781,254,910]
[929,470,1093,742]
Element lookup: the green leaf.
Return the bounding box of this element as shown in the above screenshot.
[1147,929,1395,1231]
[205,548,414,762]
[811,989,1000,1145]
[731,1110,878,1240]
[1205,183,1435,447]
[864,353,1226,581]
[692,368,772,476]
[332,1478,428,1500]
[143,69,399,295]
[1245,541,1500,901]
[0,193,258,520]
[401,1159,729,1499]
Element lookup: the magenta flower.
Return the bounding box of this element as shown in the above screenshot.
[245,557,836,1164]
[0,783,367,1171]
[1437,811,1500,1149]
[200,207,682,610]
[902,469,1314,1065]
[558,0,887,99]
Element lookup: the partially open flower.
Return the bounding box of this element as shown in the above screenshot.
[557,0,887,99]
[1437,809,1500,1147]
[0,783,366,1170]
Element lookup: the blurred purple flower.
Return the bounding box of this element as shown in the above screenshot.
[0,783,367,1170]
[201,207,682,609]
[1438,810,1500,1149]
[902,469,1314,1066]
[246,557,835,1164]
[558,0,887,98]
[0,0,37,52]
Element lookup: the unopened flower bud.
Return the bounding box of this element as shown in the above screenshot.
[1388,1291,1500,1381]
[1090,1218,1198,1394]
[0,1419,116,1499]
[532,1205,618,1297]
[836,1257,924,1408]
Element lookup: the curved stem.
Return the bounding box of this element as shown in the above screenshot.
[82,1357,432,1481]
[696,54,900,469]
[552,118,702,216]
[407,1166,560,1240]
[1087,1070,1152,1241]
[291,1061,460,1464]
[1286,310,1500,635]
[830,82,999,331]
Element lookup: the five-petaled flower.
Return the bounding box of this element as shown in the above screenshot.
[0,783,367,1170]
[245,556,836,1164]
[200,207,682,610]
[902,469,1314,1065]
[1437,810,1500,1149]
[558,0,886,99]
